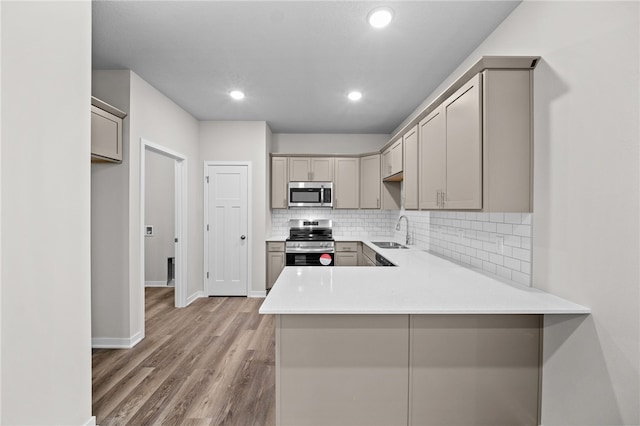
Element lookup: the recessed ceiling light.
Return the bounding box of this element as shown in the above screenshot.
[229,90,245,100]
[348,91,363,101]
[367,7,394,29]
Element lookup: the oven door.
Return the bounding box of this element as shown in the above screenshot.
[286,251,334,266]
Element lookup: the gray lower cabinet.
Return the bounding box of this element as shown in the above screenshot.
[361,243,376,266]
[275,314,541,426]
[278,315,409,426]
[335,241,359,266]
[409,315,541,425]
[266,242,285,289]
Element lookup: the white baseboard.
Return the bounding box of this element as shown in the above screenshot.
[84,416,97,426]
[249,290,267,298]
[145,280,169,287]
[92,331,143,349]
[186,290,205,306]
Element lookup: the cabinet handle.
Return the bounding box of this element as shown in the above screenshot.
[436,190,440,207]
[442,191,446,208]
[309,171,312,181]
[377,198,380,208]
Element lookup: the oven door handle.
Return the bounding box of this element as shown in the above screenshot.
[286,248,335,254]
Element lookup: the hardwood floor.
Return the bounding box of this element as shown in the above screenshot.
[92,288,275,425]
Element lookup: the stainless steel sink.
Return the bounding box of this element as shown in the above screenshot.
[372,241,409,249]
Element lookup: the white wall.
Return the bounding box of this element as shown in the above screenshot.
[129,72,201,336]
[91,70,201,345]
[144,150,175,283]
[271,133,388,154]
[91,70,132,343]
[200,121,269,296]
[400,2,640,424]
[1,1,93,424]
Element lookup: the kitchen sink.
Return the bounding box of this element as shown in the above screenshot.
[372,241,408,249]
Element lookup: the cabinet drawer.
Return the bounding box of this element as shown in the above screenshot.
[335,252,358,266]
[267,242,285,252]
[336,241,358,252]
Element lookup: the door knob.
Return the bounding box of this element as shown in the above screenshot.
[240,235,246,240]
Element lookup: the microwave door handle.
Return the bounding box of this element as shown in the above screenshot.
[320,185,324,205]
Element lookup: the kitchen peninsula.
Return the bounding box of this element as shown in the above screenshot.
[259,242,589,426]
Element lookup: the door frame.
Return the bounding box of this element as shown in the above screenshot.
[203,161,252,296]
[140,138,188,313]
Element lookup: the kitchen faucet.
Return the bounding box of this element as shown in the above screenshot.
[396,215,410,245]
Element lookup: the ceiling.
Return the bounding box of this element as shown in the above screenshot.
[92,1,521,134]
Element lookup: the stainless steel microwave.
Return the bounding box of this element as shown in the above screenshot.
[288,182,333,208]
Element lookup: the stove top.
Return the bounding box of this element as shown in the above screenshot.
[287,219,334,253]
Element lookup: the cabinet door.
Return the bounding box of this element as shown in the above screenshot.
[419,106,446,210]
[271,157,288,209]
[289,157,311,181]
[409,315,540,425]
[390,139,403,175]
[267,251,285,289]
[444,73,482,209]
[360,154,381,209]
[334,158,359,209]
[91,105,122,162]
[335,252,358,266]
[381,148,392,178]
[310,157,334,181]
[403,126,419,210]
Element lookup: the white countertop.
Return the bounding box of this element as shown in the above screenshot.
[259,239,590,315]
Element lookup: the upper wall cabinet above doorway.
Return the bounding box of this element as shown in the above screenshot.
[91,96,127,163]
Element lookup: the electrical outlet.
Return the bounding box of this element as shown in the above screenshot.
[496,235,505,254]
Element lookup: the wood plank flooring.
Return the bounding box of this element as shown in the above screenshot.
[92,288,275,425]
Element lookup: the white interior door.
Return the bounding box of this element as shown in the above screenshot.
[206,164,248,296]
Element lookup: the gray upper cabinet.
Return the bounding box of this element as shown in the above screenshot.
[360,154,381,209]
[402,125,419,210]
[418,106,446,209]
[91,97,126,163]
[289,157,334,181]
[418,70,533,212]
[271,156,289,209]
[382,139,403,179]
[443,73,482,210]
[334,158,360,209]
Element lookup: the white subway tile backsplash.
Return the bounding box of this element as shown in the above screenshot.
[497,223,514,234]
[476,250,489,261]
[483,261,497,274]
[512,271,530,286]
[270,208,532,287]
[513,224,532,237]
[496,265,512,280]
[504,235,521,248]
[512,247,531,262]
[504,256,521,271]
[504,213,523,224]
[489,253,504,266]
[489,212,504,223]
[483,222,497,233]
[470,257,483,269]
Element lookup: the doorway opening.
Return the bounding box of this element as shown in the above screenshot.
[140,139,188,324]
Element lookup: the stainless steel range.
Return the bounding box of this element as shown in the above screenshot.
[286,219,335,266]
